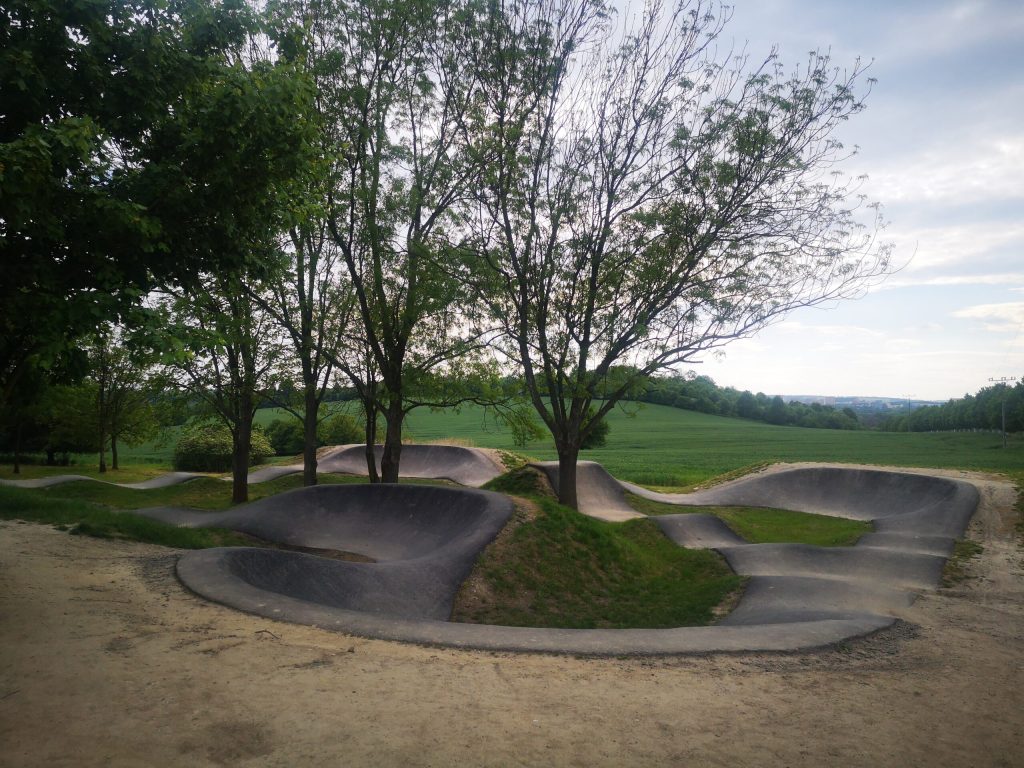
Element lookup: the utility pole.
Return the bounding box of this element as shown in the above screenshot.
[988,376,1016,448]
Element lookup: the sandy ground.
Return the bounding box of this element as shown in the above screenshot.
[1,468,1022,767]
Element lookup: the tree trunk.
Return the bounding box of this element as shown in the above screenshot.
[379,398,403,484]
[13,416,21,475]
[98,429,107,474]
[302,388,318,487]
[98,384,107,473]
[111,432,119,471]
[232,412,252,505]
[556,443,581,510]
[363,397,379,483]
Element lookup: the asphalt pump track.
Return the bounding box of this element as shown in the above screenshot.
[112,454,977,655]
[1,445,981,653]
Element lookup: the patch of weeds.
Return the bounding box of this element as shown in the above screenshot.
[1,485,258,550]
[495,450,535,473]
[482,465,554,497]
[942,539,984,586]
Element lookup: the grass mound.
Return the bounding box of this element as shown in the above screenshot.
[19,472,369,511]
[625,493,871,547]
[0,485,253,549]
[451,493,744,629]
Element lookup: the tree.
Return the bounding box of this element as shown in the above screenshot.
[0,0,310,411]
[464,0,892,507]
[255,226,353,485]
[162,278,281,503]
[86,328,159,472]
[302,0,490,483]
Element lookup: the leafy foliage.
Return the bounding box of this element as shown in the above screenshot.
[173,423,272,472]
[460,0,890,507]
[641,373,860,430]
[882,381,1024,433]
[265,412,362,455]
[0,0,314,410]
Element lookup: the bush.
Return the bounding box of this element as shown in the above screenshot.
[580,408,610,450]
[265,419,304,456]
[264,413,363,456]
[173,423,273,472]
[320,413,362,445]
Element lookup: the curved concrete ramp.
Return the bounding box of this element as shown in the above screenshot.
[168,484,513,621]
[531,461,644,521]
[51,460,978,659]
[138,464,978,655]
[623,466,975,533]
[633,467,978,651]
[320,444,502,487]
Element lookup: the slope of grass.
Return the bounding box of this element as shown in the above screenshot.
[0,485,254,549]
[0,464,177,483]
[625,493,870,547]
[19,472,439,511]
[453,470,744,629]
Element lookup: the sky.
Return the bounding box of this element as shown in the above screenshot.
[645,0,1024,401]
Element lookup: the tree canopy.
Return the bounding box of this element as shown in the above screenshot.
[0,0,313,406]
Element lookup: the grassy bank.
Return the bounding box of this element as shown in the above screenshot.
[625,493,871,547]
[5,472,452,512]
[0,485,254,549]
[452,492,745,629]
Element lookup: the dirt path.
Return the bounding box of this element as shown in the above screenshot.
[1,470,1022,767]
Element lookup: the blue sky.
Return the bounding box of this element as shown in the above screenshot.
[654,0,1024,400]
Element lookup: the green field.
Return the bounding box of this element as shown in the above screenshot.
[402,402,1024,487]
[12,401,1024,488]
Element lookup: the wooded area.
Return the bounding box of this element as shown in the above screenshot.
[1,0,892,506]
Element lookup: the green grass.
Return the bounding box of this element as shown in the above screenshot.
[624,493,871,547]
[24,400,1024,490]
[0,464,178,483]
[451,492,744,629]
[0,485,254,549]
[403,402,1024,487]
[16,472,449,512]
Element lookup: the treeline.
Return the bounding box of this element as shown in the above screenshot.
[881,383,1022,433]
[640,375,861,430]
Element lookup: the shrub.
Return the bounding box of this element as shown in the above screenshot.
[265,413,363,456]
[174,423,273,472]
[320,413,362,445]
[265,419,304,456]
[580,408,610,450]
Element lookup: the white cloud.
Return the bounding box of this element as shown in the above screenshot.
[876,222,1024,274]
[873,1,1024,64]
[863,136,1024,206]
[774,321,884,339]
[952,301,1024,333]
[881,272,1024,291]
